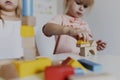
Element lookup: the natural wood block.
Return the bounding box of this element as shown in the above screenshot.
[0,63,18,80]
[80,47,90,56]
[0,60,12,66]
[22,37,35,48]
[89,46,97,55]
[23,48,36,60]
[89,40,97,47]
[22,16,36,26]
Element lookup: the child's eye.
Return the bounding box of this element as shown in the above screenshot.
[75,0,82,5]
[76,2,82,5]
[84,5,88,8]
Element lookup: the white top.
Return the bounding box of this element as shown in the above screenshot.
[0,20,23,59]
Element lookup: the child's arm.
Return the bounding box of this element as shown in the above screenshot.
[43,23,92,41]
[42,23,71,37]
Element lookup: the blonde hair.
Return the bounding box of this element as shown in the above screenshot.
[16,0,22,18]
[63,0,94,13]
[0,0,22,22]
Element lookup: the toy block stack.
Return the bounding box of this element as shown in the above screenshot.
[76,40,97,57]
[21,0,37,60]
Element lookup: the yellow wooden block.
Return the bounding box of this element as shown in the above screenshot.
[67,59,87,73]
[21,25,34,37]
[13,57,52,78]
[77,40,89,45]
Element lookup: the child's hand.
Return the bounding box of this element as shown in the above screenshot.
[96,40,107,51]
[69,27,92,41]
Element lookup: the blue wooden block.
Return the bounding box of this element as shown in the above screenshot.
[22,0,33,16]
[74,68,84,75]
[78,59,102,72]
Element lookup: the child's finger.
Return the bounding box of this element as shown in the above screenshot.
[97,46,104,51]
[101,43,106,48]
[97,40,102,44]
[78,33,83,39]
[88,32,93,38]
[97,43,106,51]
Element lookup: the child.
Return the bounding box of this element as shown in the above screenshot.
[42,0,106,55]
[0,0,23,59]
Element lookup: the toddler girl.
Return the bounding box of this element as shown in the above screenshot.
[43,0,106,55]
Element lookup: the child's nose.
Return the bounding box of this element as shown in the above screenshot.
[79,5,84,11]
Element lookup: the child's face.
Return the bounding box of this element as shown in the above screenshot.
[66,0,88,18]
[0,0,19,11]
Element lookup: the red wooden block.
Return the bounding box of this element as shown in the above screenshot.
[61,57,73,65]
[45,65,74,80]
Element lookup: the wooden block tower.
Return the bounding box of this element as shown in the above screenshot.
[21,0,37,60]
[76,40,97,57]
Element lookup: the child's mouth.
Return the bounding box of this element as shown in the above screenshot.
[77,12,82,16]
[5,1,12,5]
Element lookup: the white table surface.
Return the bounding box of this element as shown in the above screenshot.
[0,53,119,80]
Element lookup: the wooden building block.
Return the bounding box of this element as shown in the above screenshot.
[80,46,97,57]
[62,57,87,73]
[0,63,18,80]
[0,60,12,66]
[74,68,84,75]
[76,40,90,47]
[76,40,89,44]
[21,25,34,37]
[23,48,36,60]
[22,0,33,16]
[77,43,90,47]
[79,47,90,56]
[78,40,97,57]
[68,73,116,80]
[22,37,35,48]
[67,59,87,73]
[13,57,51,78]
[45,65,74,80]
[22,16,36,26]
[89,40,97,47]
[78,59,102,72]
[89,46,97,55]
[61,57,72,65]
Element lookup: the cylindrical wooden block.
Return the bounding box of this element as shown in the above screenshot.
[22,16,36,26]
[22,0,33,16]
